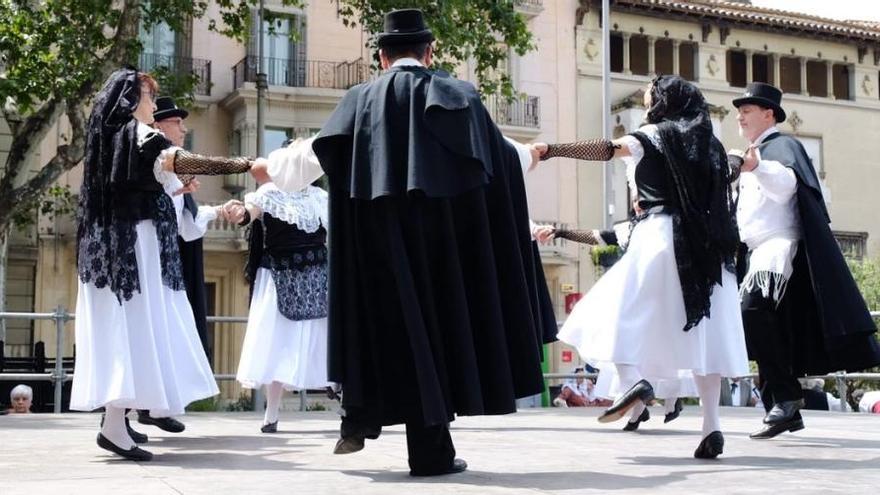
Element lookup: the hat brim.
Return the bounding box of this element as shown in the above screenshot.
[153,108,189,121]
[732,96,786,123]
[377,30,434,47]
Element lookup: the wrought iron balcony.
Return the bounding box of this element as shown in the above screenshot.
[484,94,541,129]
[232,57,371,91]
[515,0,544,16]
[139,52,212,96]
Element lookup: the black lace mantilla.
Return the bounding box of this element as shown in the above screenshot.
[259,246,328,321]
[78,194,185,303]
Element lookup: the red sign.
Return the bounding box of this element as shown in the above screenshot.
[561,350,573,362]
[565,293,584,314]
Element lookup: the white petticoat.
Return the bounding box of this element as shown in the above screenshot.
[70,221,219,416]
[559,214,749,398]
[236,268,329,390]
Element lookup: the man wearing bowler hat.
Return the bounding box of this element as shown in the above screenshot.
[731,82,880,440]
[312,8,553,476]
[137,97,218,435]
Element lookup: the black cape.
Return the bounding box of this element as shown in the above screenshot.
[178,193,210,361]
[313,66,556,428]
[756,133,880,374]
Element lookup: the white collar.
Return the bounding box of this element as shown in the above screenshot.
[392,57,425,68]
[753,126,780,145]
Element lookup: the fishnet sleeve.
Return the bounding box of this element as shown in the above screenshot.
[173,150,252,175]
[553,228,600,245]
[542,139,617,162]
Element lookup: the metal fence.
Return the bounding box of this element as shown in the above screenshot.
[232,56,370,90]
[2,309,879,413]
[139,52,212,96]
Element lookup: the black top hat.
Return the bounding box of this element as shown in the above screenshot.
[732,82,786,123]
[377,9,434,47]
[153,96,189,121]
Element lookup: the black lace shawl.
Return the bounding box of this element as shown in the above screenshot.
[76,67,184,302]
[644,75,739,330]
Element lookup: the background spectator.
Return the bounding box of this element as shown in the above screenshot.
[8,384,32,414]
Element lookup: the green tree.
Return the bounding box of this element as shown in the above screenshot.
[846,257,880,407]
[0,0,535,330]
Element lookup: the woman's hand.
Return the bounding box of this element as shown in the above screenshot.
[531,224,556,245]
[249,157,271,184]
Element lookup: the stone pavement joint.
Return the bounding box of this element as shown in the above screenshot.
[2,407,879,494]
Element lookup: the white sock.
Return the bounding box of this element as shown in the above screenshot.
[664,397,678,414]
[628,401,646,422]
[101,405,134,449]
[694,374,722,437]
[615,364,643,392]
[264,382,284,425]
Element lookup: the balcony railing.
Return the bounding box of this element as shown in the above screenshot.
[834,230,868,260]
[484,94,541,129]
[233,57,371,91]
[139,52,212,96]
[514,0,544,16]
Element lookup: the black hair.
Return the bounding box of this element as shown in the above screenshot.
[382,42,430,62]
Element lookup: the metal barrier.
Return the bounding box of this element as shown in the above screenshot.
[2,309,879,413]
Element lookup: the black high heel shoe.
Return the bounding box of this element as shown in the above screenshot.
[664,398,683,424]
[261,421,278,433]
[622,407,650,431]
[693,431,724,459]
[598,379,655,423]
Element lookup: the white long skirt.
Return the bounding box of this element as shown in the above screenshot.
[236,268,329,391]
[560,214,749,398]
[70,222,219,416]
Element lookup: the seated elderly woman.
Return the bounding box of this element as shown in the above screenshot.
[8,384,33,414]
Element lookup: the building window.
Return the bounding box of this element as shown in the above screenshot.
[679,42,697,81]
[610,33,624,73]
[655,38,674,76]
[779,56,801,94]
[752,53,773,84]
[630,35,649,76]
[183,131,194,151]
[833,64,851,100]
[250,13,307,86]
[806,60,828,97]
[264,127,293,152]
[726,50,747,88]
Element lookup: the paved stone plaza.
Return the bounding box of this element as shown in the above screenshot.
[1,406,878,494]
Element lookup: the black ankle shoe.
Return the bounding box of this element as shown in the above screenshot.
[126,418,148,444]
[333,435,365,454]
[664,398,683,424]
[750,416,805,440]
[101,414,148,444]
[261,421,278,433]
[622,408,650,431]
[694,431,724,459]
[138,411,185,433]
[598,379,655,423]
[96,433,153,461]
[410,458,468,477]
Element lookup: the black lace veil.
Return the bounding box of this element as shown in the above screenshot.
[644,75,739,330]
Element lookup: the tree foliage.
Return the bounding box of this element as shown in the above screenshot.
[0,0,534,233]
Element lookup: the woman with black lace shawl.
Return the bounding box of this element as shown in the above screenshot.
[70,68,256,461]
[222,137,331,434]
[535,75,748,459]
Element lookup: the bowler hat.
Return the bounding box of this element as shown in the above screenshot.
[732,82,786,123]
[377,9,434,47]
[153,96,189,121]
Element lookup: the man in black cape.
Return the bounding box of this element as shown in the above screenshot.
[311,8,556,476]
[731,82,880,439]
